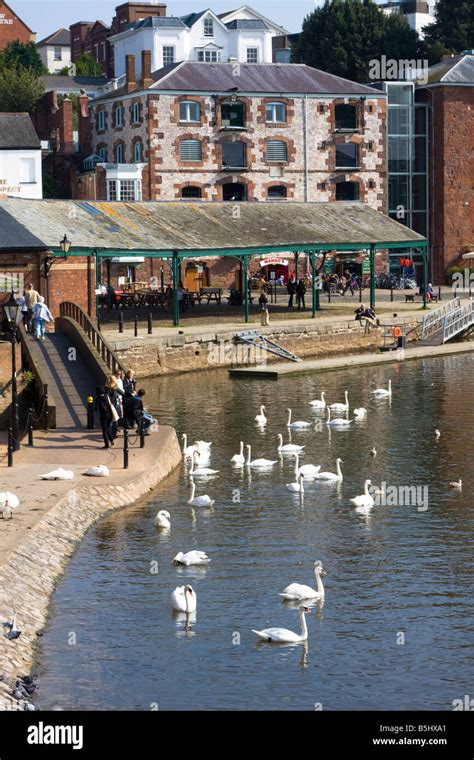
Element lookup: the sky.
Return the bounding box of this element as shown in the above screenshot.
[13,0,385,39]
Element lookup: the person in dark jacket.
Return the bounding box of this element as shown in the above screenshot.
[287,275,296,308]
[123,369,136,395]
[296,279,306,310]
[94,385,114,449]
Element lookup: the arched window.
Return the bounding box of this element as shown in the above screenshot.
[179,139,202,161]
[266,140,287,162]
[222,182,246,201]
[265,102,286,124]
[115,143,124,164]
[221,101,245,128]
[222,141,246,169]
[182,186,202,199]
[179,101,201,122]
[335,104,357,131]
[134,141,143,163]
[267,185,287,199]
[335,181,359,201]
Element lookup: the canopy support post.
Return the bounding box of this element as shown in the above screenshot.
[243,255,249,323]
[422,248,428,310]
[310,253,316,318]
[172,250,179,327]
[369,244,376,311]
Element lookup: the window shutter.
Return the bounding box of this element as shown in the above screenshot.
[179,140,202,161]
[266,140,287,162]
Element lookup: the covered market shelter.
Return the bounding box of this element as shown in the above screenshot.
[0,199,428,326]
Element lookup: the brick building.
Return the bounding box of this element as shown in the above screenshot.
[0,0,35,49]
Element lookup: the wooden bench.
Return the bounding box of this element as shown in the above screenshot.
[200,287,222,304]
[405,293,438,304]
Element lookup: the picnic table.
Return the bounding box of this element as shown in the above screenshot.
[198,287,222,304]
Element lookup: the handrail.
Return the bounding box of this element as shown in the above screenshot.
[442,299,474,343]
[18,324,55,428]
[421,297,461,340]
[59,302,128,375]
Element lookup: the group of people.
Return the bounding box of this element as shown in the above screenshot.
[94,369,156,450]
[354,303,379,327]
[17,283,54,341]
[286,275,307,309]
[322,270,357,297]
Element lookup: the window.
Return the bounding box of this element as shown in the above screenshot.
[222,141,246,169]
[203,18,214,36]
[98,146,108,162]
[336,181,359,201]
[388,138,409,173]
[115,143,124,163]
[134,141,143,163]
[20,158,36,184]
[265,102,286,124]
[335,104,357,131]
[268,185,287,199]
[179,101,201,122]
[182,186,202,199]
[115,106,124,128]
[335,143,358,168]
[179,139,202,161]
[132,102,141,124]
[163,46,175,66]
[197,50,220,62]
[221,102,245,128]
[54,46,62,61]
[222,182,246,201]
[266,140,287,162]
[107,179,142,202]
[98,110,106,131]
[246,48,258,63]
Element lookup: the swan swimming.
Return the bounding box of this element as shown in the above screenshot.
[294,452,320,479]
[277,434,305,453]
[279,561,326,601]
[350,480,375,509]
[154,510,171,529]
[326,408,353,428]
[195,440,212,452]
[246,444,277,469]
[231,441,245,465]
[286,473,305,493]
[187,481,215,507]
[255,405,267,425]
[171,584,197,612]
[372,379,392,397]
[181,434,198,459]
[329,390,349,413]
[189,452,219,477]
[39,468,74,480]
[84,465,109,477]
[314,457,343,481]
[286,408,311,429]
[353,407,367,419]
[449,479,462,491]
[435,429,441,439]
[370,447,377,457]
[252,605,311,643]
[173,551,210,566]
[309,392,326,409]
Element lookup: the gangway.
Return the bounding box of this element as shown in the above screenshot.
[419,297,474,344]
[235,331,302,362]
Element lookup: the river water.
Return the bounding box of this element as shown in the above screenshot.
[36,355,474,710]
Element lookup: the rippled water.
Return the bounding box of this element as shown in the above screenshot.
[36,355,474,710]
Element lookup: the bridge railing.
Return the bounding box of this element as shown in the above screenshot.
[420,297,461,340]
[59,302,128,376]
[442,299,474,343]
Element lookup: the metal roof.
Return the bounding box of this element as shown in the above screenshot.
[0,200,426,256]
[0,114,40,150]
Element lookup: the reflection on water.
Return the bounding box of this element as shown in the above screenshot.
[36,355,474,710]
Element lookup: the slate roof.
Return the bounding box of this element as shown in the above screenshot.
[225,19,267,29]
[36,28,71,47]
[0,114,40,150]
[0,208,46,250]
[0,199,426,254]
[40,75,109,92]
[180,10,209,28]
[122,16,186,32]
[422,53,474,85]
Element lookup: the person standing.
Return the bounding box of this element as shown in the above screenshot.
[94,386,114,449]
[296,279,306,310]
[32,296,53,340]
[124,369,137,395]
[24,283,40,333]
[105,375,122,440]
[343,269,354,296]
[287,274,296,308]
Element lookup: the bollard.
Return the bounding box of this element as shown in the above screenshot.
[139,416,145,448]
[390,286,394,302]
[28,407,34,446]
[7,427,13,467]
[123,428,129,469]
[147,310,152,335]
[438,286,442,301]
[119,311,124,333]
[97,313,101,332]
[359,285,363,303]
[44,386,49,430]
[87,396,95,429]
[327,288,331,303]
[134,314,138,338]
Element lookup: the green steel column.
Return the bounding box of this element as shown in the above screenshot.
[243,256,249,323]
[369,244,376,310]
[294,252,299,280]
[172,251,179,327]
[311,253,316,318]
[94,250,99,321]
[422,249,428,309]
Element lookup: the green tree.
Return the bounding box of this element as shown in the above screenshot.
[0,40,47,75]
[291,0,420,83]
[423,0,474,60]
[0,67,44,112]
[74,53,103,77]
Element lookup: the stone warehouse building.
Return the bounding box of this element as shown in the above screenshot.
[86,58,387,208]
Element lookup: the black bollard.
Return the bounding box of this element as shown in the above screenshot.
[7,427,13,467]
[327,288,331,303]
[139,416,145,448]
[390,286,394,302]
[28,407,34,446]
[359,285,363,303]
[87,396,95,429]
[438,286,442,302]
[123,428,129,469]
[119,311,124,333]
[134,314,138,338]
[147,310,152,335]
[97,313,101,332]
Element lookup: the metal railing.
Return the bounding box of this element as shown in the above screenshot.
[59,302,128,375]
[442,299,474,343]
[420,297,461,340]
[18,325,54,428]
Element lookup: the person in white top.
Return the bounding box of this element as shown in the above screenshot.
[32,296,53,341]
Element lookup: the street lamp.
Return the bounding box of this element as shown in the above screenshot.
[3,292,23,453]
[60,234,71,254]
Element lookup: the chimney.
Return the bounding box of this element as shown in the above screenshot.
[59,96,74,155]
[141,50,153,88]
[78,94,91,155]
[125,54,137,93]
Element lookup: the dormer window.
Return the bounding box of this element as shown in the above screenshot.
[204,18,214,37]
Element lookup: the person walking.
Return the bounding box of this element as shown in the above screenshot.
[343,269,355,296]
[105,375,122,440]
[32,296,53,340]
[94,386,114,449]
[24,283,40,333]
[296,279,306,310]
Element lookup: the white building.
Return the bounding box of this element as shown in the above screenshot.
[0,114,42,200]
[36,28,71,74]
[380,1,437,38]
[111,5,288,79]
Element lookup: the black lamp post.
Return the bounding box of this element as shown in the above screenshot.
[3,293,23,452]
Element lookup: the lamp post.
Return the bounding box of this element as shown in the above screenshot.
[3,293,23,453]
[60,234,71,254]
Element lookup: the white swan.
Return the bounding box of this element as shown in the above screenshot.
[0,492,20,509]
[187,481,215,507]
[181,434,198,459]
[435,429,441,439]
[326,408,353,428]
[350,480,375,508]
[370,447,377,457]
[246,445,277,469]
[154,510,170,529]
[84,465,110,477]
[39,468,74,480]
[255,405,267,424]
[309,392,326,409]
[173,551,210,566]
[314,457,343,481]
[195,440,212,452]
[171,584,197,612]
[277,434,305,453]
[231,441,245,465]
[329,390,349,413]
[189,452,219,477]
[286,473,305,493]
[353,407,367,419]
[252,605,311,643]
[286,408,311,429]
[372,379,392,397]
[280,561,326,601]
[294,452,320,479]
[449,479,462,491]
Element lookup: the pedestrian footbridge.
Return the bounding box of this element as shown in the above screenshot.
[419,297,474,345]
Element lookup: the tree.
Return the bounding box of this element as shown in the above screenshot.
[423,0,474,60]
[0,67,44,112]
[291,0,420,83]
[75,53,103,77]
[0,40,47,75]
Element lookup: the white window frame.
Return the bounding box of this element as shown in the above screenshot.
[19,158,36,184]
[163,46,175,66]
[115,106,124,128]
[134,141,143,163]
[179,139,202,162]
[197,50,220,62]
[266,102,286,124]
[179,101,201,123]
[132,102,140,124]
[54,46,62,61]
[246,47,258,64]
[98,110,106,130]
[107,178,142,202]
[203,18,214,37]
